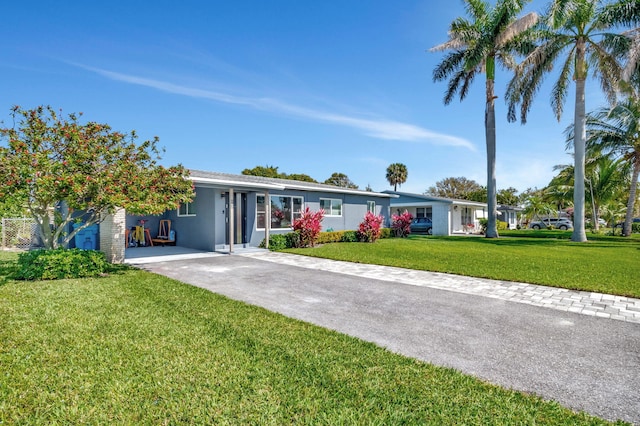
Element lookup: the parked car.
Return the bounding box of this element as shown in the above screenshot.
[410,217,433,235]
[614,218,640,228]
[528,217,573,230]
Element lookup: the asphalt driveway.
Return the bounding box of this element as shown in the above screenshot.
[139,253,640,424]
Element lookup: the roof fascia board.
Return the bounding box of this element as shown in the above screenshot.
[190,176,397,197]
[281,182,398,197]
[189,176,286,191]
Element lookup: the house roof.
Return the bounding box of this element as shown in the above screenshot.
[497,204,523,211]
[383,190,487,208]
[188,170,397,198]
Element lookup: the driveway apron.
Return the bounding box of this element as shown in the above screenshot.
[138,252,640,424]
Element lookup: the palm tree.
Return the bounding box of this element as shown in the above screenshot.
[548,155,628,231]
[431,0,538,239]
[385,163,408,191]
[506,0,638,242]
[583,99,640,236]
[521,190,556,225]
[544,164,574,212]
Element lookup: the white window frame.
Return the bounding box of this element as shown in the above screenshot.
[177,201,196,217]
[256,194,304,230]
[416,207,433,219]
[320,198,342,217]
[367,201,375,214]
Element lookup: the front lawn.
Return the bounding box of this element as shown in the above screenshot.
[285,235,640,298]
[0,253,620,424]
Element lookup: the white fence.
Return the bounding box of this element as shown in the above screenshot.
[1,218,38,250]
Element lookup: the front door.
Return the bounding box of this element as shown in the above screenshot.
[225,192,247,245]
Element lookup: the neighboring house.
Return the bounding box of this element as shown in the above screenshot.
[384,191,487,236]
[497,205,522,230]
[123,170,395,253]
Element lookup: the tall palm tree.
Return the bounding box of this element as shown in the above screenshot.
[506,0,637,242]
[385,163,408,191]
[583,99,640,236]
[432,0,538,239]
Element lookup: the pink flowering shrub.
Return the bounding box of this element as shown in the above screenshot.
[358,211,384,243]
[292,207,325,247]
[391,210,413,237]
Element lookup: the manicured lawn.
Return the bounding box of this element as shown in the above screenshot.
[0,252,622,424]
[285,234,640,298]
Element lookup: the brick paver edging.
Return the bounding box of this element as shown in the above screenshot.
[241,251,640,324]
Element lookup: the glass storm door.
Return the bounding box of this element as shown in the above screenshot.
[225,192,247,245]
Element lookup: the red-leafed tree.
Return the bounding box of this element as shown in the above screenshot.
[391,210,413,238]
[292,207,325,247]
[358,211,384,242]
[0,105,194,249]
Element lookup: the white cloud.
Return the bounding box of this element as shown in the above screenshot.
[82,66,476,151]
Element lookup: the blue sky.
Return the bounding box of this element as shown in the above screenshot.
[1,1,608,194]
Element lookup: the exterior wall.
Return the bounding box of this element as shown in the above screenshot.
[248,190,392,247]
[126,215,161,240]
[100,208,126,263]
[126,186,218,252]
[498,210,518,229]
[124,186,392,251]
[431,204,451,236]
[167,186,217,251]
[451,208,463,232]
[451,205,485,233]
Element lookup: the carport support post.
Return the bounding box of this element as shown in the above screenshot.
[265,190,270,249]
[229,188,234,254]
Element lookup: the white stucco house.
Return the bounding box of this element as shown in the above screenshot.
[385,191,488,236]
[497,205,522,229]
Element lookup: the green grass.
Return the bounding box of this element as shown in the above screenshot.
[0,252,624,424]
[285,234,640,298]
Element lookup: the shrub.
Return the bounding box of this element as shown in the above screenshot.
[317,231,346,244]
[479,218,488,234]
[13,248,110,280]
[260,233,291,251]
[633,222,640,234]
[380,228,392,239]
[358,212,384,243]
[286,231,302,248]
[292,207,325,247]
[341,230,359,242]
[480,220,508,234]
[391,210,413,237]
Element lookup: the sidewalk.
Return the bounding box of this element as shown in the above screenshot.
[240,251,640,324]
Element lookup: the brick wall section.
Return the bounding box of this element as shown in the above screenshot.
[100,208,126,263]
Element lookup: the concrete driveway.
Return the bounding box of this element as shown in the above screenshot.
[138,252,640,424]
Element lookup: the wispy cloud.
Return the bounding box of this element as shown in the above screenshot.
[83,66,476,150]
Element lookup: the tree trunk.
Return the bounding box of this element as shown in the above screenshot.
[571,39,588,242]
[29,202,54,250]
[623,158,640,237]
[485,77,499,238]
[572,80,588,242]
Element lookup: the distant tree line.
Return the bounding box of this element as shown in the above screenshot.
[241,165,358,189]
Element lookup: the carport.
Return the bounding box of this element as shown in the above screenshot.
[124,245,266,264]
